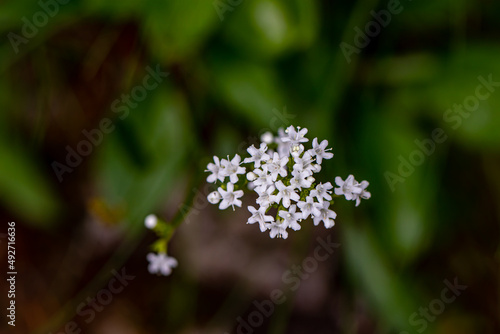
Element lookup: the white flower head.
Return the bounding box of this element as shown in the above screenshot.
[334,175,362,201]
[309,138,334,164]
[147,253,178,276]
[243,143,270,168]
[266,220,289,239]
[144,214,158,229]
[275,180,300,208]
[278,204,301,231]
[297,196,315,220]
[310,182,333,202]
[221,154,246,184]
[207,191,222,204]
[205,156,225,183]
[312,201,336,228]
[281,126,309,146]
[218,183,244,210]
[247,206,274,232]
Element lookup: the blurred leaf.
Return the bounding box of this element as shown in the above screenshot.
[427,45,500,148]
[142,0,218,63]
[97,84,193,228]
[224,0,303,59]
[343,223,418,330]
[210,58,285,127]
[0,141,60,228]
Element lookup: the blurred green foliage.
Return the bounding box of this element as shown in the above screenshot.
[1,0,499,333]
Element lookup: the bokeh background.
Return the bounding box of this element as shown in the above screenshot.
[0,0,499,333]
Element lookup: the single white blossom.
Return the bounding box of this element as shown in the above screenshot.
[144,214,158,229]
[265,152,289,181]
[278,204,301,231]
[290,144,305,157]
[275,180,300,208]
[310,182,333,202]
[297,196,315,219]
[293,151,316,175]
[282,125,309,145]
[290,169,313,190]
[243,143,270,168]
[205,156,225,183]
[256,185,276,208]
[334,175,362,201]
[276,128,292,157]
[309,138,334,164]
[353,180,371,207]
[253,168,273,192]
[207,191,221,204]
[312,201,336,228]
[247,206,274,232]
[266,220,289,239]
[218,183,244,210]
[147,253,178,276]
[221,154,246,184]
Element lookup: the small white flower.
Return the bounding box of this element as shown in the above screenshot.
[309,138,334,164]
[278,204,301,231]
[147,253,178,276]
[205,156,225,183]
[312,201,336,228]
[247,206,274,232]
[353,180,371,207]
[266,220,289,239]
[243,143,270,168]
[261,131,274,144]
[207,191,221,204]
[256,185,276,208]
[144,214,158,229]
[310,182,333,202]
[276,128,292,157]
[334,175,362,201]
[290,144,305,157]
[221,154,246,184]
[275,180,300,208]
[293,151,316,175]
[281,126,309,145]
[297,196,315,219]
[218,183,244,210]
[253,168,273,192]
[265,152,289,181]
[290,169,313,190]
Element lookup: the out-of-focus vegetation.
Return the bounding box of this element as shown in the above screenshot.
[0,0,499,333]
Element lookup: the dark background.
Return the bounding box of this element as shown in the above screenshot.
[0,0,499,333]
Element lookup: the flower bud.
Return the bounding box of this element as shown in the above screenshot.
[247,172,257,181]
[144,214,158,229]
[207,191,222,204]
[261,132,274,144]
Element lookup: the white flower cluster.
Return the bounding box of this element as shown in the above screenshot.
[205,126,371,239]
